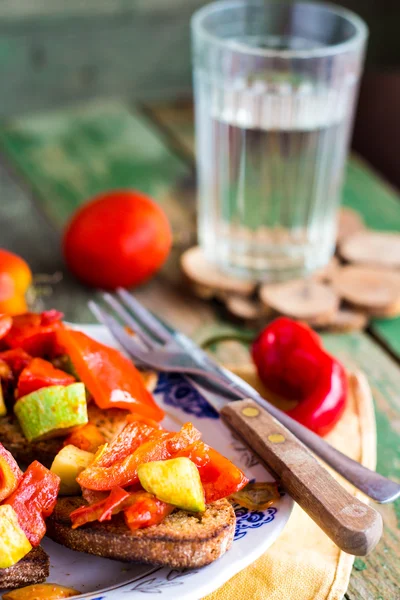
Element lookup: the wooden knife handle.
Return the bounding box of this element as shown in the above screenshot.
[221,399,382,556]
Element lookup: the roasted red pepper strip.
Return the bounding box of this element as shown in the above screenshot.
[77,422,201,490]
[124,492,173,530]
[4,312,63,357]
[70,487,172,530]
[70,486,130,529]
[177,441,249,503]
[55,328,164,421]
[95,421,163,467]
[126,413,163,430]
[0,314,12,340]
[40,309,63,325]
[252,317,347,436]
[17,357,76,398]
[3,461,60,546]
[0,348,32,377]
[0,443,22,502]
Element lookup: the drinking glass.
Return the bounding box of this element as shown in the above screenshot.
[192,1,367,280]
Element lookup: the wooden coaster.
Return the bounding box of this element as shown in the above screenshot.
[313,256,340,283]
[180,246,256,297]
[337,207,365,244]
[339,231,400,269]
[223,294,271,323]
[260,279,339,326]
[324,309,368,332]
[332,266,400,317]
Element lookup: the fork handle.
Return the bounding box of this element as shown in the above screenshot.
[221,398,382,556]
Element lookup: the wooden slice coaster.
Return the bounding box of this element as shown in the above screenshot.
[339,231,400,268]
[222,294,271,322]
[332,266,400,317]
[181,246,256,297]
[313,256,340,283]
[260,279,339,326]
[337,207,365,244]
[324,309,368,332]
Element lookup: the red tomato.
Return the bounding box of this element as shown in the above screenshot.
[63,190,172,289]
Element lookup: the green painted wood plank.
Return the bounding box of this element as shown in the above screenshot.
[2,99,400,358]
[341,157,400,358]
[0,101,192,237]
[322,332,400,599]
[342,157,400,231]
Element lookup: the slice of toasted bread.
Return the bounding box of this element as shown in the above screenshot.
[0,404,129,468]
[47,496,235,568]
[0,547,49,589]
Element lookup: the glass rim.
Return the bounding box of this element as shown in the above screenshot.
[192,0,368,59]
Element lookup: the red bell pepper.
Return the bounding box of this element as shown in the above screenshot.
[95,421,164,467]
[55,328,164,421]
[177,441,249,503]
[0,348,32,377]
[70,486,130,529]
[3,461,60,546]
[0,443,22,502]
[0,314,12,340]
[4,311,63,357]
[63,423,106,454]
[124,492,173,530]
[17,357,76,398]
[70,487,173,531]
[252,317,347,436]
[77,422,201,490]
[285,352,347,436]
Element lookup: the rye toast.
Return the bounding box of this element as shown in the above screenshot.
[47,496,235,568]
[0,547,49,589]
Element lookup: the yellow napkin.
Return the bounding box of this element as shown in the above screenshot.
[204,368,376,600]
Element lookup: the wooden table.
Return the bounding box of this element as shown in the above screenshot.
[0,98,399,599]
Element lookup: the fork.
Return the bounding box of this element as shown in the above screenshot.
[88,291,388,555]
[89,290,400,506]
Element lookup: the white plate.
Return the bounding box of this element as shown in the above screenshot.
[18,324,294,599]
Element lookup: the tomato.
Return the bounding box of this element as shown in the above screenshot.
[63,190,172,289]
[0,250,32,315]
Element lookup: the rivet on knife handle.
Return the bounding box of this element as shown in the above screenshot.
[221,398,383,556]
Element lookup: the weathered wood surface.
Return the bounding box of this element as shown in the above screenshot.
[0,99,399,599]
[2,99,400,358]
[0,0,206,117]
